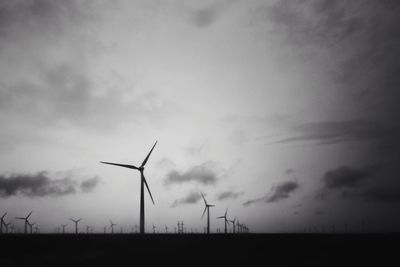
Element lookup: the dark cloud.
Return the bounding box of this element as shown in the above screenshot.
[80,177,99,193]
[243,196,265,207]
[323,165,377,189]
[189,1,234,28]
[267,181,299,203]
[164,162,218,186]
[0,171,99,197]
[317,164,400,203]
[243,180,299,206]
[171,191,202,207]
[285,169,294,175]
[217,190,243,201]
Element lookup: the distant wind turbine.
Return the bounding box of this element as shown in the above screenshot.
[0,212,7,234]
[200,193,215,234]
[4,222,11,234]
[100,141,157,234]
[110,220,117,234]
[61,224,68,234]
[217,209,229,234]
[15,211,32,234]
[70,218,82,234]
[229,217,237,233]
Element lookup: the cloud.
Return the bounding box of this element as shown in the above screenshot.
[275,120,394,145]
[217,190,243,201]
[316,164,400,203]
[0,171,99,198]
[285,169,295,175]
[267,181,299,203]
[243,180,299,206]
[164,162,218,186]
[80,176,100,193]
[323,165,376,189]
[171,191,202,207]
[188,1,235,28]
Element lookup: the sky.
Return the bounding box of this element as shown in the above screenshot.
[0,0,400,233]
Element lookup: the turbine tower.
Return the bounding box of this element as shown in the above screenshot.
[0,212,7,234]
[200,193,215,234]
[217,209,229,234]
[70,218,82,234]
[14,211,32,234]
[100,141,157,234]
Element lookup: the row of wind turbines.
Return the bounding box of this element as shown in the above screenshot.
[0,141,249,234]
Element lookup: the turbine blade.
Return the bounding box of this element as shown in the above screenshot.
[200,192,207,205]
[15,217,25,220]
[216,216,224,219]
[100,162,139,170]
[141,141,157,167]
[1,212,6,219]
[225,208,227,217]
[26,211,32,219]
[142,172,155,205]
[201,206,207,219]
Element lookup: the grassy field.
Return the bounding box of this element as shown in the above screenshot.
[0,234,398,266]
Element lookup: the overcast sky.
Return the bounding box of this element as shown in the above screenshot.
[1,0,399,233]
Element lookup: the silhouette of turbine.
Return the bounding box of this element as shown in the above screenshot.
[70,218,82,234]
[3,222,11,234]
[229,217,237,233]
[110,220,117,234]
[61,224,68,234]
[200,193,215,234]
[217,209,229,234]
[100,141,157,234]
[0,212,7,234]
[15,211,32,234]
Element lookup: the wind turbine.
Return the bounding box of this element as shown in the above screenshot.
[110,220,117,234]
[110,221,117,234]
[15,211,32,234]
[70,218,82,234]
[217,209,229,234]
[61,224,68,234]
[28,222,36,234]
[0,212,6,234]
[229,217,237,234]
[4,222,11,234]
[100,141,157,234]
[200,193,215,234]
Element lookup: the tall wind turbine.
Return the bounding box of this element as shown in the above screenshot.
[0,212,7,234]
[200,193,215,234]
[100,141,157,234]
[217,209,230,234]
[15,211,32,234]
[70,218,82,234]
[110,220,117,234]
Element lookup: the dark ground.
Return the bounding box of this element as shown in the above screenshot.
[0,234,398,267]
